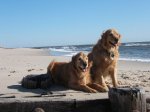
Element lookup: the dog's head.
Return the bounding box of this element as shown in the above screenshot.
[72,52,89,72]
[100,29,121,49]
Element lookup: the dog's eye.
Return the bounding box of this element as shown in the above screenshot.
[78,58,81,61]
[109,33,113,37]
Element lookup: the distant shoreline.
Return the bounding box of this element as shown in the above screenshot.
[1,42,150,62]
[29,42,150,62]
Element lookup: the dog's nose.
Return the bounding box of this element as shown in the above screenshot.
[114,38,119,43]
[83,62,87,67]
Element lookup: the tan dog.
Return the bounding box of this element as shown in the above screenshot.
[88,29,121,92]
[47,52,103,93]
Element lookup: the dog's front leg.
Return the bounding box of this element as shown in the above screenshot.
[100,75,109,92]
[94,75,109,92]
[87,83,108,92]
[69,84,98,93]
[110,68,118,87]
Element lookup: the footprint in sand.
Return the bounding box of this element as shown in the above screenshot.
[8,70,16,76]
[27,68,44,72]
[27,69,35,72]
[37,69,44,71]
[10,70,16,73]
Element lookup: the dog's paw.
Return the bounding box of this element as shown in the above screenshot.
[100,87,109,92]
[89,89,98,93]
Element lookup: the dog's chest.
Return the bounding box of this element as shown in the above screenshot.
[70,73,87,85]
[101,50,116,63]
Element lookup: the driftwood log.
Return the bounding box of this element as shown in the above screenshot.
[109,87,146,112]
[22,74,52,89]
[146,95,150,112]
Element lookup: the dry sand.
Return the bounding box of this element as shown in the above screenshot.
[118,61,150,92]
[0,48,149,98]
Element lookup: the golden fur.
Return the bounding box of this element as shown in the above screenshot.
[88,29,121,92]
[47,52,104,93]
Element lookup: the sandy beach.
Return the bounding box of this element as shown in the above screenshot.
[0,48,150,97]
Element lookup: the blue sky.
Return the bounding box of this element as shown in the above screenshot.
[0,0,150,47]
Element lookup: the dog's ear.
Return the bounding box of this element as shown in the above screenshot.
[101,32,106,40]
[72,54,78,64]
[72,52,82,62]
[72,55,76,62]
[72,55,78,68]
[88,60,93,68]
[101,31,108,47]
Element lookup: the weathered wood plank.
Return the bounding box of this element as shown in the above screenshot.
[0,97,111,112]
[1,86,148,112]
[109,87,146,112]
[74,99,111,112]
[146,94,150,103]
[146,94,150,112]
[0,99,75,112]
[147,103,150,112]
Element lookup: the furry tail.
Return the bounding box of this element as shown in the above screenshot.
[21,74,52,89]
[21,60,55,89]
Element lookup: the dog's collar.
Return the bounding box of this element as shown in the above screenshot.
[99,43,115,59]
[110,51,115,58]
[103,49,115,59]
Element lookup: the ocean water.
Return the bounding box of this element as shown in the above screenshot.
[46,42,150,62]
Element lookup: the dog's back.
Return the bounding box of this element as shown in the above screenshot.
[47,61,71,86]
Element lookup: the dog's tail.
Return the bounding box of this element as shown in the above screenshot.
[21,74,52,89]
[21,61,56,89]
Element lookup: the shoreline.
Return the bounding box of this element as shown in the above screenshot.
[0,48,150,95]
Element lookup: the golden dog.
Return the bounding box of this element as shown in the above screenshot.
[47,52,103,93]
[88,29,121,92]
